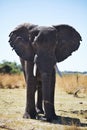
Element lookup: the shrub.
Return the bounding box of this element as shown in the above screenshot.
[0,60,22,74]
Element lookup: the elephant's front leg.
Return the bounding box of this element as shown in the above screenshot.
[50,68,57,119]
[35,68,44,114]
[36,81,44,114]
[23,62,37,119]
[41,71,56,122]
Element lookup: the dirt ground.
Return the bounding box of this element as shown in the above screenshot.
[0,87,87,130]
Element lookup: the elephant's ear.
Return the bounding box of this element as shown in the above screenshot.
[53,25,82,62]
[9,24,29,46]
[9,24,39,45]
[9,23,37,43]
[8,24,37,60]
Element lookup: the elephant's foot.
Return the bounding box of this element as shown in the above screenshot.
[36,114,58,122]
[36,107,44,114]
[23,111,36,119]
[46,114,58,122]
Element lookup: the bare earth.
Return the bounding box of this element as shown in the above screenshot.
[0,87,87,130]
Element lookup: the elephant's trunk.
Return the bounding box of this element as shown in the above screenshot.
[41,72,56,121]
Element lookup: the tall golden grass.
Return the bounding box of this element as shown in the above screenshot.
[0,73,25,89]
[56,73,87,94]
[0,73,87,94]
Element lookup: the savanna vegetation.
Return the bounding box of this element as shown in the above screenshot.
[0,61,22,74]
[0,61,87,130]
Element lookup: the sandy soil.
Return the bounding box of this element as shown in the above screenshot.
[0,88,87,130]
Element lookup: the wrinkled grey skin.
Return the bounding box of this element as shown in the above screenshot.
[9,23,82,122]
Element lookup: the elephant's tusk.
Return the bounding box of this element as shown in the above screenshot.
[54,64,62,77]
[34,54,38,63]
[33,63,37,76]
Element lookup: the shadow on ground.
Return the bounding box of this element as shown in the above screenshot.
[38,115,87,127]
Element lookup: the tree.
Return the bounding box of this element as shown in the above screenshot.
[0,60,22,74]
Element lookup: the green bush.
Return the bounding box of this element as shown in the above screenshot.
[0,60,22,74]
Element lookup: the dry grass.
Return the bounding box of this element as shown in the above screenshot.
[56,74,87,95]
[0,73,25,89]
[0,73,87,94]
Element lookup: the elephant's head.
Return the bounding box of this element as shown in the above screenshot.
[9,23,82,74]
[30,26,57,73]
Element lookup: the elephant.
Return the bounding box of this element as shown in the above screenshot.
[8,23,82,122]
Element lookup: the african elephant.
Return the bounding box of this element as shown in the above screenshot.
[8,23,82,122]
